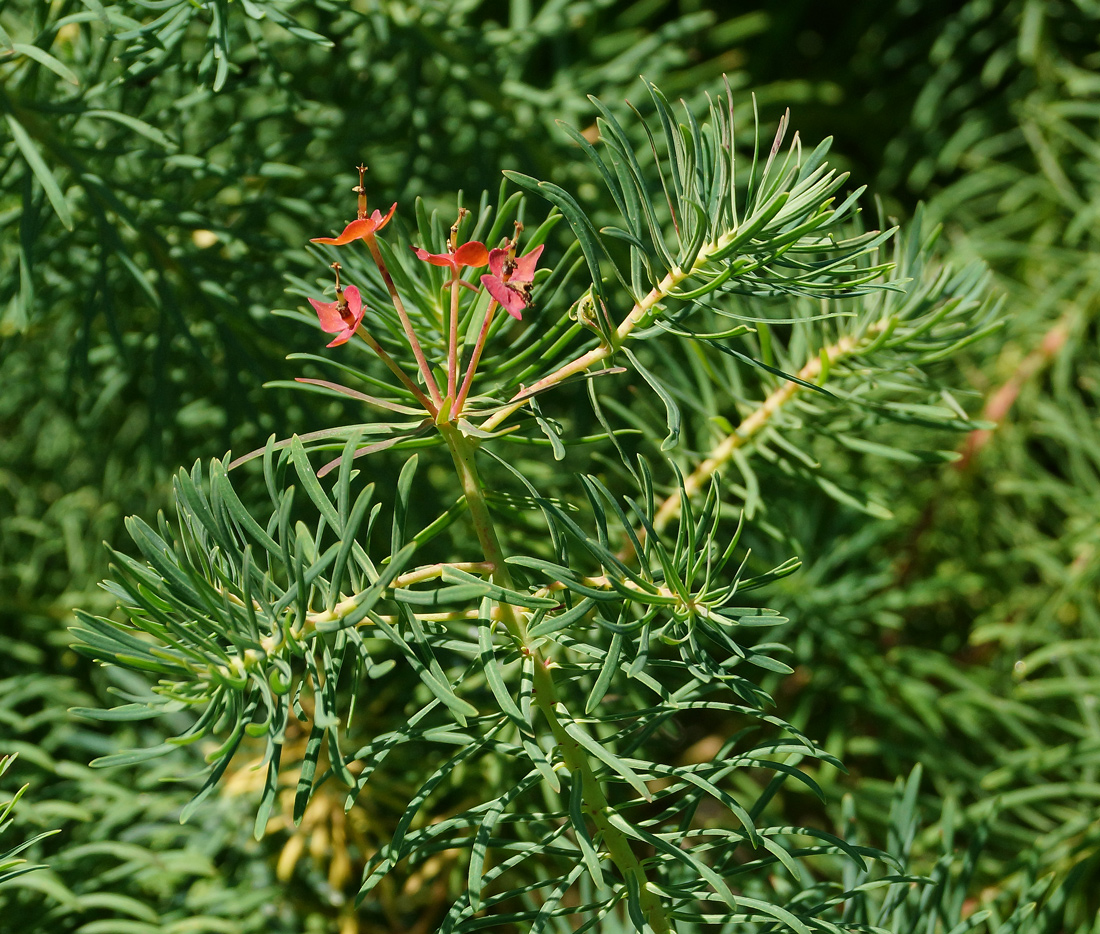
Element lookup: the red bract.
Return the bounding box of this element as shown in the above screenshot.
[481,244,544,320]
[310,204,397,245]
[309,285,364,347]
[412,240,490,271]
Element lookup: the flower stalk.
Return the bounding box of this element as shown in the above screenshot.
[453,297,500,416]
[363,233,444,408]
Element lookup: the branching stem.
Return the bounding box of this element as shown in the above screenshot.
[438,422,674,934]
[477,265,691,433]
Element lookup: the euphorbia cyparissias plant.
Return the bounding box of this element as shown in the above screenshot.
[71,83,997,933]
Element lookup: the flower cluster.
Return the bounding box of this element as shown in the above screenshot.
[407,236,544,321]
[305,167,544,419]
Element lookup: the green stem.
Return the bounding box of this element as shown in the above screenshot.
[439,423,674,933]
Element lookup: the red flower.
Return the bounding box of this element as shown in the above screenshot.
[309,285,364,347]
[310,204,397,245]
[411,240,490,272]
[481,244,544,320]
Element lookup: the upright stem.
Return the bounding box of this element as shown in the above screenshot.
[447,272,462,401]
[439,423,674,933]
[439,423,517,597]
[365,234,444,407]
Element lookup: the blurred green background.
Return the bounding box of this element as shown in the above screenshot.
[2,1,1098,931]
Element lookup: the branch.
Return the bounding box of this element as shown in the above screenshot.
[651,321,888,535]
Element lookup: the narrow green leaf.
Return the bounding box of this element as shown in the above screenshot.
[467,795,507,912]
[479,621,526,726]
[253,743,283,839]
[328,482,376,611]
[70,704,164,721]
[622,347,680,450]
[391,454,419,553]
[85,109,175,148]
[180,712,250,823]
[585,631,622,715]
[289,436,341,531]
[7,115,73,230]
[11,43,79,84]
[293,723,326,823]
[528,596,596,637]
[528,397,566,461]
[558,710,651,801]
[440,565,559,608]
[567,777,606,890]
[91,744,176,768]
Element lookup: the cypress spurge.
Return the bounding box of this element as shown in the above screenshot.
[72,83,1000,932]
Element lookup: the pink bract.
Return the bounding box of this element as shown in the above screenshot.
[480,244,545,320]
[308,285,364,347]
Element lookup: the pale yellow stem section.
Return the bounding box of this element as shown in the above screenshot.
[392,561,494,588]
[652,325,882,534]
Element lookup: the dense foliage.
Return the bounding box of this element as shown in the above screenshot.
[2,1,1097,932]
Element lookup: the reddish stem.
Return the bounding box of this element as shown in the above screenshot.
[364,233,443,407]
[355,330,438,417]
[454,299,499,416]
[447,269,461,401]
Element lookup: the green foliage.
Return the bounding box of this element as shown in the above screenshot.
[722,1,1100,908]
[4,1,1100,933]
[0,671,302,931]
[0,0,769,651]
[0,754,56,887]
[67,91,898,928]
[62,75,1065,932]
